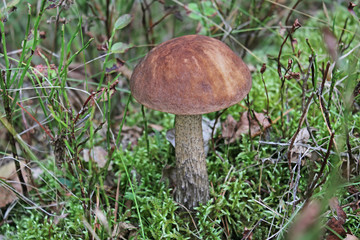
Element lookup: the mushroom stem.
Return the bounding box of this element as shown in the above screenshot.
[175,114,210,209]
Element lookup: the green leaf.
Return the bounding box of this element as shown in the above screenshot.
[187,3,201,20]
[202,1,216,17]
[114,14,132,30]
[111,42,133,53]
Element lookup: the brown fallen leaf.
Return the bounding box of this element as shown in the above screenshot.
[242,227,253,240]
[112,222,137,239]
[0,159,29,208]
[344,234,359,240]
[120,125,143,149]
[148,123,164,132]
[83,146,111,169]
[288,127,315,164]
[326,197,347,240]
[222,111,271,143]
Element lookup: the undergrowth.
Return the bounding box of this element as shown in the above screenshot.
[0,0,359,239]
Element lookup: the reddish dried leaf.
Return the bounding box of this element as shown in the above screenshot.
[221,115,237,143]
[242,227,253,240]
[222,112,271,143]
[326,197,347,240]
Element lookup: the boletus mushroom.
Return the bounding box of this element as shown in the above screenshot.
[130,35,252,209]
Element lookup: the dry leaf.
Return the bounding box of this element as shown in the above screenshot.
[83,146,111,169]
[148,123,164,132]
[112,222,137,239]
[0,159,29,208]
[120,125,142,149]
[326,197,347,240]
[222,111,271,143]
[95,208,110,235]
[289,128,312,164]
[242,227,253,240]
[344,234,359,240]
[221,115,237,143]
[53,213,69,225]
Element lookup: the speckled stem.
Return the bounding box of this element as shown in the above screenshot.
[175,114,209,209]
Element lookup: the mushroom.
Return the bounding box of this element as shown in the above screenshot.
[130,35,252,209]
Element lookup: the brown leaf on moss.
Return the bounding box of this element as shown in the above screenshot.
[0,159,29,208]
[83,146,110,169]
[326,197,347,240]
[289,127,314,164]
[112,222,138,239]
[222,111,271,143]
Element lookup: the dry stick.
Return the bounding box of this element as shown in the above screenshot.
[344,122,353,181]
[301,55,314,111]
[338,17,357,54]
[305,118,321,156]
[260,64,270,117]
[74,80,119,124]
[284,0,303,54]
[140,0,154,51]
[241,218,265,240]
[245,96,254,151]
[277,21,301,139]
[318,65,338,151]
[105,0,111,40]
[51,0,66,58]
[287,93,314,188]
[305,131,335,203]
[342,27,357,53]
[287,94,314,160]
[148,9,174,32]
[113,172,121,223]
[338,18,349,46]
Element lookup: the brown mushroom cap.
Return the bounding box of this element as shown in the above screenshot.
[130,35,252,115]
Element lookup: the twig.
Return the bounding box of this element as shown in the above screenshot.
[301,55,315,110]
[305,131,335,202]
[114,172,121,223]
[287,93,314,166]
[245,96,254,150]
